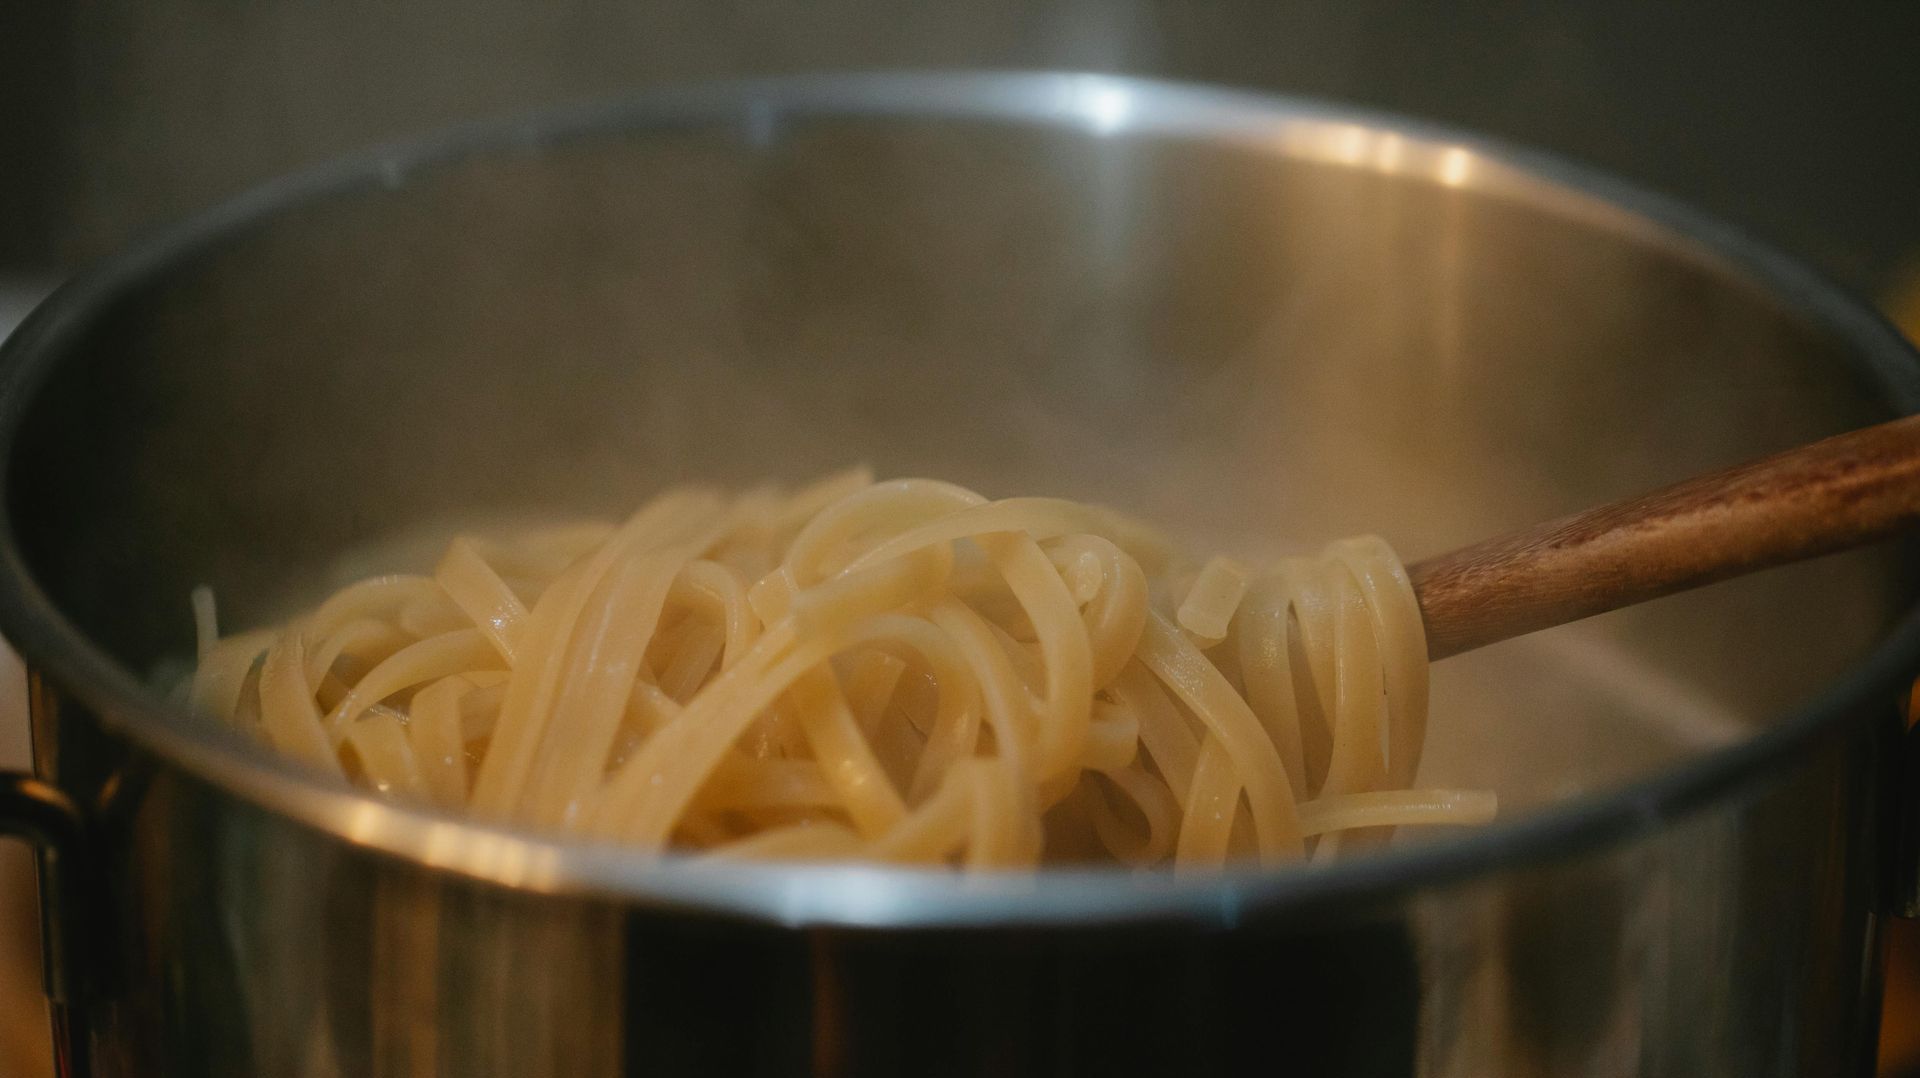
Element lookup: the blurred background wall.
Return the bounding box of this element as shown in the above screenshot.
[2,1,1918,292]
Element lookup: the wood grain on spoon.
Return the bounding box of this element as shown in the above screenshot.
[1408,412,1920,661]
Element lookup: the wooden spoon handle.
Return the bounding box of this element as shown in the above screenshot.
[1408,412,1920,661]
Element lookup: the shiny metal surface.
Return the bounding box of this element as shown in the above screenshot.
[0,72,1917,1075]
[0,283,55,1075]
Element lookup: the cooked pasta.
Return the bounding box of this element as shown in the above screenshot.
[188,469,1494,870]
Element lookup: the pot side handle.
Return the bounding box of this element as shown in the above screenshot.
[0,770,88,1067]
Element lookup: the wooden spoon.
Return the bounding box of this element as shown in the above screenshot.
[1408,412,1920,661]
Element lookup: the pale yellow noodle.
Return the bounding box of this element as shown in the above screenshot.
[323,628,503,734]
[1138,611,1304,860]
[1331,537,1429,789]
[841,650,907,734]
[987,533,1093,785]
[407,675,476,807]
[520,550,688,826]
[1086,767,1179,866]
[666,560,758,669]
[702,821,865,862]
[1317,565,1387,800]
[786,479,981,581]
[870,764,977,863]
[305,576,444,643]
[1084,699,1140,773]
[1177,555,1249,645]
[782,666,907,836]
[304,618,412,685]
[455,675,510,740]
[1044,534,1148,689]
[469,490,726,815]
[1234,573,1310,796]
[1175,738,1247,871]
[657,620,725,703]
[1109,664,1200,808]
[1296,788,1498,836]
[435,537,530,662]
[190,629,274,721]
[624,681,682,736]
[191,586,219,659]
[695,757,839,812]
[191,473,1489,871]
[927,600,1035,775]
[587,621,809,842]
[256,634,341,776]
[342,707,428,801]
[844,498,1121,575]
[964,761,1029,869]
[674,812,735,849]
[395,593,469,638]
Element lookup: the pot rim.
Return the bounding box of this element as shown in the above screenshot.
[2,70,1917,928]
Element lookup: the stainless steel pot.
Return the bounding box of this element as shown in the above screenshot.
[1,72,1918,1077]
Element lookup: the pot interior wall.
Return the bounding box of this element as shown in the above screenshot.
[6,106,1911,815]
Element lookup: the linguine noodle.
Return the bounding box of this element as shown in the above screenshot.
[189,469,1494,870]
